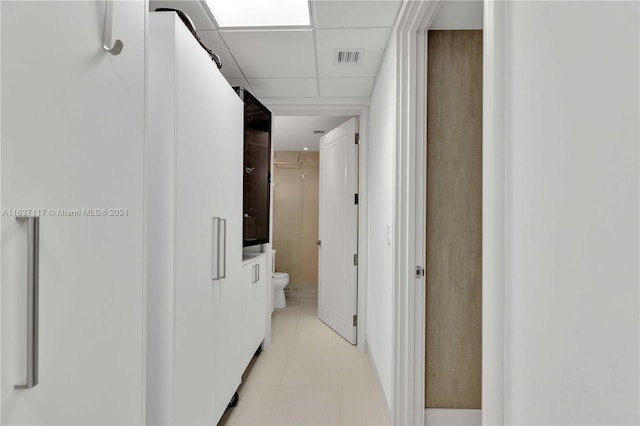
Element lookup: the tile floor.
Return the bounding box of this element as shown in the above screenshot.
[219,297,389,426]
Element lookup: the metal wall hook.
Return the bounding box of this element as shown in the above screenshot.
[103,0,123,55]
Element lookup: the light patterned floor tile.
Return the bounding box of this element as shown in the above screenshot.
[291,316,340,347]
[337,345,376,389]
[220,297,387,426]
[269,386,341,425]
[224,385,279,425]
[270,315,298,351]
[242,346,290,387]
[339,388,389,426]
[281,345,339,388]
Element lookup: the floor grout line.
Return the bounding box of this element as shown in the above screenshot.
[226,298,387,426]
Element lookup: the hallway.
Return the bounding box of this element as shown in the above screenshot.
[220,298,388,425]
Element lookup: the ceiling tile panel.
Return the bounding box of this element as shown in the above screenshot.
[220,30,317,78]
[198,31,244,78]
[149,0,216,30]
[273,115,353,151]
[313,0,402,28]
[315,28,391,78]
[319,77,374,98]
[248,79,319,98]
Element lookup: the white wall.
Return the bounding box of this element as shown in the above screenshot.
[504,1,639,424]
[429,0,483,30]
[367,31,396,408]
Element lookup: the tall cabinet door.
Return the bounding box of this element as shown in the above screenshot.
[1,1,145,425]
[171,15,221,424]
[213,77,244,420]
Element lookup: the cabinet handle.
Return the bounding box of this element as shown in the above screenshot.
[220,219,227,279]
[212,217,220,280]
[15,217,39,390]
[257,264,260,282]
[102,0,123,55]
[252,264,257,283]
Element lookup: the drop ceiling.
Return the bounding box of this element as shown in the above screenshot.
[273,115,353,151]
[149,0,403,100]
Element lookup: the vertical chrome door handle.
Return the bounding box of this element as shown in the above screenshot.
[220,219,227,279]
[103,0,123,55]
[252,264,257,283]
[212,217,220,280]
[257,264,260,282]
[15,217,39,389]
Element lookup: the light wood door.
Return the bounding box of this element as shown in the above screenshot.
[425,30,482,409]
[1,1,145,424]
[318,118,358,344]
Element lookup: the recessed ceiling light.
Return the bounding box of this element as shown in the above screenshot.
[205,0,310,28]
[303,147,309,151]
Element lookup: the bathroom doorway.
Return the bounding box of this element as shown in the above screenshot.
[271,115,353,299]
[271,114,361,345]
[272,149,320,297]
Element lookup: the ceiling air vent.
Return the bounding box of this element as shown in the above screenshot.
[335,49,364,65]
[313,130,326,134]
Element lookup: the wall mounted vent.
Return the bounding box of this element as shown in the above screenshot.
[334,49,364,65]
[313,130,326,134]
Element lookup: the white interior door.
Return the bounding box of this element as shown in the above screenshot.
[1,1,145,424]
[318,118,358,344]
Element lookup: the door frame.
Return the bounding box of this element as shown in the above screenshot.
[392,1,506,425]
[0,1,4,421]
[265,102,369,353]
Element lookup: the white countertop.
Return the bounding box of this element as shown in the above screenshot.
[242,252,266,265]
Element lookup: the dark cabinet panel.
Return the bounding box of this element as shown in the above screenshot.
[234,87,272,247]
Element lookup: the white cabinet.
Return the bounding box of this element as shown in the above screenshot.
[1,1,146,424]
[241,255,267,370]
[146,12,244,425]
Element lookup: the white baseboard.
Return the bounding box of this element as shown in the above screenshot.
[366,342,391,424]
[284,286,318,299]
[425,409,481,426]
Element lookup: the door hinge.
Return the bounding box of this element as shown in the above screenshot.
[416,266,425,279]
[353,315,358,326]
[354,254,358,266]
[354,193,359,205]
[355,133,359,145]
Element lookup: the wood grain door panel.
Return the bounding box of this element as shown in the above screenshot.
[425,30,483,409]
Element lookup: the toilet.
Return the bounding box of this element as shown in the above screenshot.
[272,250,289,309]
